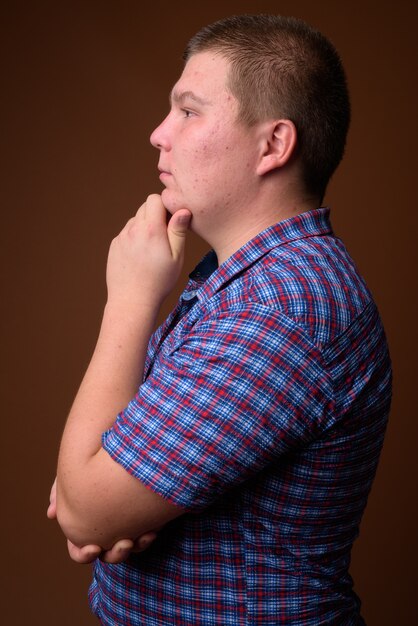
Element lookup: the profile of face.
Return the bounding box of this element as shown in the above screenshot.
[150,52,261,233]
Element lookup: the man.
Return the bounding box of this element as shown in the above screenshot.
[49,14,391,625]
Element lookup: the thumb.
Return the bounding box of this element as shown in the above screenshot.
[167,209,192,259]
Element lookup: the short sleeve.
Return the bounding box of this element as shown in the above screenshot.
[102,303,335,511]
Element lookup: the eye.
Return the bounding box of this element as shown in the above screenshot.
[181,108,195,119]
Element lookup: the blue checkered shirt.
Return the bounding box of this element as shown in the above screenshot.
[89,208,391,625]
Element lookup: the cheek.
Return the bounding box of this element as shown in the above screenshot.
[180,143,220,188]
[190,123,225,160]
[174,123,242,189]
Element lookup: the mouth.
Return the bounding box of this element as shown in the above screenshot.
[158,170,172,184]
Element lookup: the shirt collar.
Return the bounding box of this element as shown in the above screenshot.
[188,207,333,301]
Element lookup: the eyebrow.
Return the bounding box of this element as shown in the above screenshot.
[169,89,211,107]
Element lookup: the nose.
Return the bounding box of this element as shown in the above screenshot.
[150,114,171,151]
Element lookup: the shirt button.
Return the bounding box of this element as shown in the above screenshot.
[182,289,198,301]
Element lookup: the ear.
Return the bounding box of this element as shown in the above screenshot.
[256,119,297,176]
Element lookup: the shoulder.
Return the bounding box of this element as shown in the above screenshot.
[230,234,374,347]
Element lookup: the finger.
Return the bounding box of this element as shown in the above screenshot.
[167,210,192,260]
[100,539,135,564]
[137,194,166,225]
[67,539,102,564]
[131,531,158,553]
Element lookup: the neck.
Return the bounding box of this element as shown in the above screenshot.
[208,188,320,265]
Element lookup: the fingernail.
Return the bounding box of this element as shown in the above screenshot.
[178,213,191,226]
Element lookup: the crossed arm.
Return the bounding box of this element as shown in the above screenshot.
[49,195,191,562]
[47,478,160,563]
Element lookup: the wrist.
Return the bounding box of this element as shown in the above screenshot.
[97,304,157,360]
[103,296,160,328]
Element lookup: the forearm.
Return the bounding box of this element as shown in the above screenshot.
[56,301,157,538]
[59,302,156,453]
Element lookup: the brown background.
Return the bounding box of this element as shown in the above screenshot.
[1,1,417,624]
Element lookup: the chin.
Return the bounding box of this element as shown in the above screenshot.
[161,189,189,215]
[160,188,176,214]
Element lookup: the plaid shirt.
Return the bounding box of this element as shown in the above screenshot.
[89,208,391,625]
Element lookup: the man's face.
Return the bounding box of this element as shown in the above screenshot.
[150,52,260,232]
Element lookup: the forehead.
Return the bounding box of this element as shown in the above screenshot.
[172,52,232,102]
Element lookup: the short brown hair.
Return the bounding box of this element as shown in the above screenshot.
[184,15,350,201]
